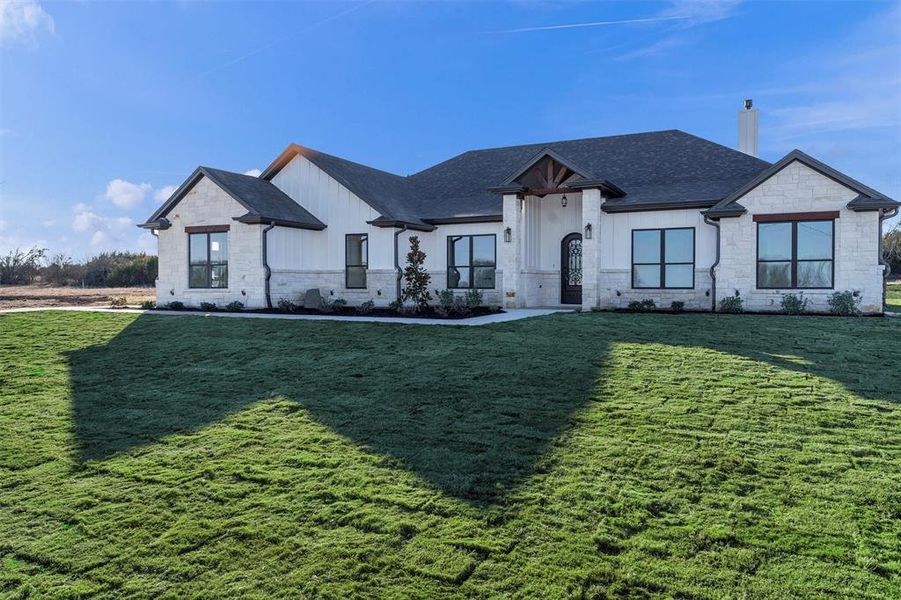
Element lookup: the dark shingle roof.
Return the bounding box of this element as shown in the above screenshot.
[142,167,325,230]
[408,130,772,218]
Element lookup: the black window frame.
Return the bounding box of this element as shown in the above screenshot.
[446,234,497,290]
[345,233,368,289]
[631,227,695,289]
[756,220,835,290]
[188,231,228,289]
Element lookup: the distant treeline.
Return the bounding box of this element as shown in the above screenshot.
[0,248,158,287]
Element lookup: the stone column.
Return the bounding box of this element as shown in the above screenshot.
[581,188,602,311]
[501,193,524,308]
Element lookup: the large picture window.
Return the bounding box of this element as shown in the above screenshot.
[447,234,496,289]
[346,233,368,289]
[757,220,833,289]
[631,227,694,289]
[188,230,228,288]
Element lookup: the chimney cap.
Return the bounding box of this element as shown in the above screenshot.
[744,99,753,110]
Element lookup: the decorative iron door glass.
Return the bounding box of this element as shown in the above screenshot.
[189,232,228,288]
[561,233,582,304]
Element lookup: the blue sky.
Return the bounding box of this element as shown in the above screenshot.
[1,0,899,258]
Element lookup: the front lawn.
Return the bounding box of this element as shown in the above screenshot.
[887,283,900,313]
[1,311,898,598]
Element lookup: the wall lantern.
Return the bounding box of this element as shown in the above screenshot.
[561,194,568,208]
[584,223,593,239]
[504,227,512,243]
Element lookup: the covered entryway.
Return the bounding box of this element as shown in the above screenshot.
[561,232,582,304]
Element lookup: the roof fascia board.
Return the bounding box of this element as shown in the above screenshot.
[234,215,327,231]
[603,199,721,213]
[422,215,503,225]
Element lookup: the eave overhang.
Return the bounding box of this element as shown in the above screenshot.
[367,217,435,232]
[234,214,327,230]
[137,218,172,230]
[603,199,722,214]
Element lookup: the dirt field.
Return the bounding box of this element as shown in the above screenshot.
[0,285,154,310]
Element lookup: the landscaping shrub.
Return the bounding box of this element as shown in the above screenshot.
[356,300,375,315]
[627,299,656,312]
[464,289,483,309]
[109,296,128,308]
[0,247,46,284]
[200,302,217,312]
[400,236,431,312]
[140,300,156,310]
[452,295,471,317]
[277,298,297,312]
[828,290,862,316]
[718,291,743,313]
[319,297,346,313]
[780,293,808,315]
[167,301,185,310]
[434,289,455,317]
[387,299,403,312]
[670,301,685,313]
[225,301,244,312]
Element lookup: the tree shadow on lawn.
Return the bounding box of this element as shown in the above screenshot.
[66,312,899,504]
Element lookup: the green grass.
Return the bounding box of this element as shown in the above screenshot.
[887,284,900,313]
[1,311,899,598]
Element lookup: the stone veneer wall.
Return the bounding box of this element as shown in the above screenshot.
[716,161,883,314]
[156,177,266,308]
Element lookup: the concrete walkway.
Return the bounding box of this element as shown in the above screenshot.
[0,305,574,326]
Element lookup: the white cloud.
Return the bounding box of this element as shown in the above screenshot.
[154,185,177,204]
[0,219,7,231]
[244,168,262,177]
[72,205,133,248]
[104,178,151,209]
[660,0,743,26]
[0,0,55,47]
[41,219,55,227]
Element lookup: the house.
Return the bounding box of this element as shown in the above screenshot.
[140,104,899,314]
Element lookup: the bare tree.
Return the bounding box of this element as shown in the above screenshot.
[0,247,47,284]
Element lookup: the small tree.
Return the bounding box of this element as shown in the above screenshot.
[401,235,431,311]
[884,222,900,276]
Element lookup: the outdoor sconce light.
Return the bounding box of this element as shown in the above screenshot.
[504,227,512,243]
[561,194,568,208]
[584,223,592,239]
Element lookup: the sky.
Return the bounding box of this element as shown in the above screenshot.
[1,0,899,259]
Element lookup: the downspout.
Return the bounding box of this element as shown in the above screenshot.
[879,207,899,310]
[704,214,720,312]
[394,225,408,301]
[262,222,276,309]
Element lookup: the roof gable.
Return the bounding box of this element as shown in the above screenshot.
[705,149,898,217]
[140,167,325,230]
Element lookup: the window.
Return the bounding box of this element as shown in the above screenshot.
[346,234,368,289]
[189,231,228,288]
[631,228,694,289]
[757,220,833,289]
[447,234,496,289]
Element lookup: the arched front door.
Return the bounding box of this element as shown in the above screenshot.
[561,232,582,305]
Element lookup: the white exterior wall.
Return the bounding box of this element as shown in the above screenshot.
[268,155,400,305]
[268,155,504,306]
[717,161,883,313]
[155,177,265,308]
[522,192,584,306]
[596,208,718,310]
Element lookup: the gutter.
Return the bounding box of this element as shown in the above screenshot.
[262,222,276,309]
[879,207,899,309]
[703,214,721,312]
[394,224,408,302]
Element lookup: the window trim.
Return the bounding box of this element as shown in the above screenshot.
[446,234,497,290]
[756,220,835,290]
[631,227,695,290]
[345,233,368,289]
[188,230,229,289]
